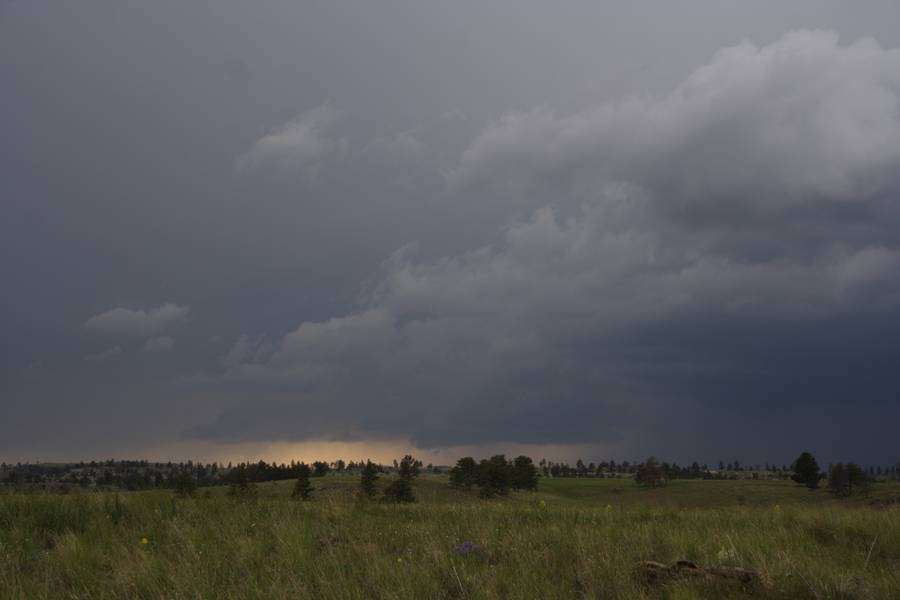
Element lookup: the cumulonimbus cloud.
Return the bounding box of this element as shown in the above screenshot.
[85,303,189,337]
[193,31,900,449]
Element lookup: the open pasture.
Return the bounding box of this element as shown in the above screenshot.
[2,477,899,599]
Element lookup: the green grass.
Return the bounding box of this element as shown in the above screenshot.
[2,477,899,599]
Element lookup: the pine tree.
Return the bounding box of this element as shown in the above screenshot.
[360,461,379,498]
[511,456,539,491]
[172,470,197,497]
[449,457,478,489]
[398,455,421,480]
[292,463,313,500]
[383,455,420,502]
[227,464,257,500]
[476,455,512,498]
[791,452,822,490]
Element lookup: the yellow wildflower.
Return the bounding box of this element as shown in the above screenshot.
[140,537,149,545]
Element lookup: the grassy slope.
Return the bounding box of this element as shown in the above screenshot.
[2,476,899,599]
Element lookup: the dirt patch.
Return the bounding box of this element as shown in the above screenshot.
[637,560,759,586]
[869,496,900,508]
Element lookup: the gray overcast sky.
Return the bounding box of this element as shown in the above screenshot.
[4,1,900,466]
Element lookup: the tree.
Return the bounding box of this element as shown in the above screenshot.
[828,463,872,497]
[383,478,415,502]
[171,470,197,497]
[292,463,313,500]
[360,461,379,498]
[383,455,420,503]
[227,465,257,500]
[312,461,330,477]
[511,456,538,491]
[449,457,478,489]
[635,457,665,488]
[791,452,822,490]
[576,459,586,476]
[398,455,421,480]
[477,455,512,498]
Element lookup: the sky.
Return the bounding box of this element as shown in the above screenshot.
[3,1,900,466]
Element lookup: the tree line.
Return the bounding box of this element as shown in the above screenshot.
[0,459,390,492]
[628,452,881,498]
[1,452,895,499]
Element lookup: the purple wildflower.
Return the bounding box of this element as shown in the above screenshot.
[453,541,482,555]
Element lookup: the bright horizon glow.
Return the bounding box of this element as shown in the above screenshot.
[7,440,632,468]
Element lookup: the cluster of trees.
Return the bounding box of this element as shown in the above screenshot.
[634,457,667,488]
[290,454,538,503]
[221,458,393,486]
[827,463,873,497]
[789,452,875,497]
[536,454,900,487]
[0,460,225,491]
[539,458,801,480]
[382,455,421,502]
[285,456,421,503]
[0,458,398,495]
[625,451,879,498]
[0,458,403,492]
[448,455,539,498]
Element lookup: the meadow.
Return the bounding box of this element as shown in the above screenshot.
[2,476,900,599]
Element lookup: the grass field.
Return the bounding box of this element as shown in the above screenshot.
[2,476,900,599]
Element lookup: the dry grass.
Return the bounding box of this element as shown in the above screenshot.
[1,477,899,599]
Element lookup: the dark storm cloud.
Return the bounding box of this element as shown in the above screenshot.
[84,347,124,362]
[5,2,900,464]
[192,31,900,462]
[144,337,177,353]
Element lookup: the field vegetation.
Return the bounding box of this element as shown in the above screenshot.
[2,474,900,599]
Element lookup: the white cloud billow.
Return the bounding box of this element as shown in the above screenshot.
[237,103,345,174]
[451,31,900,210]
[84,303,189,337]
